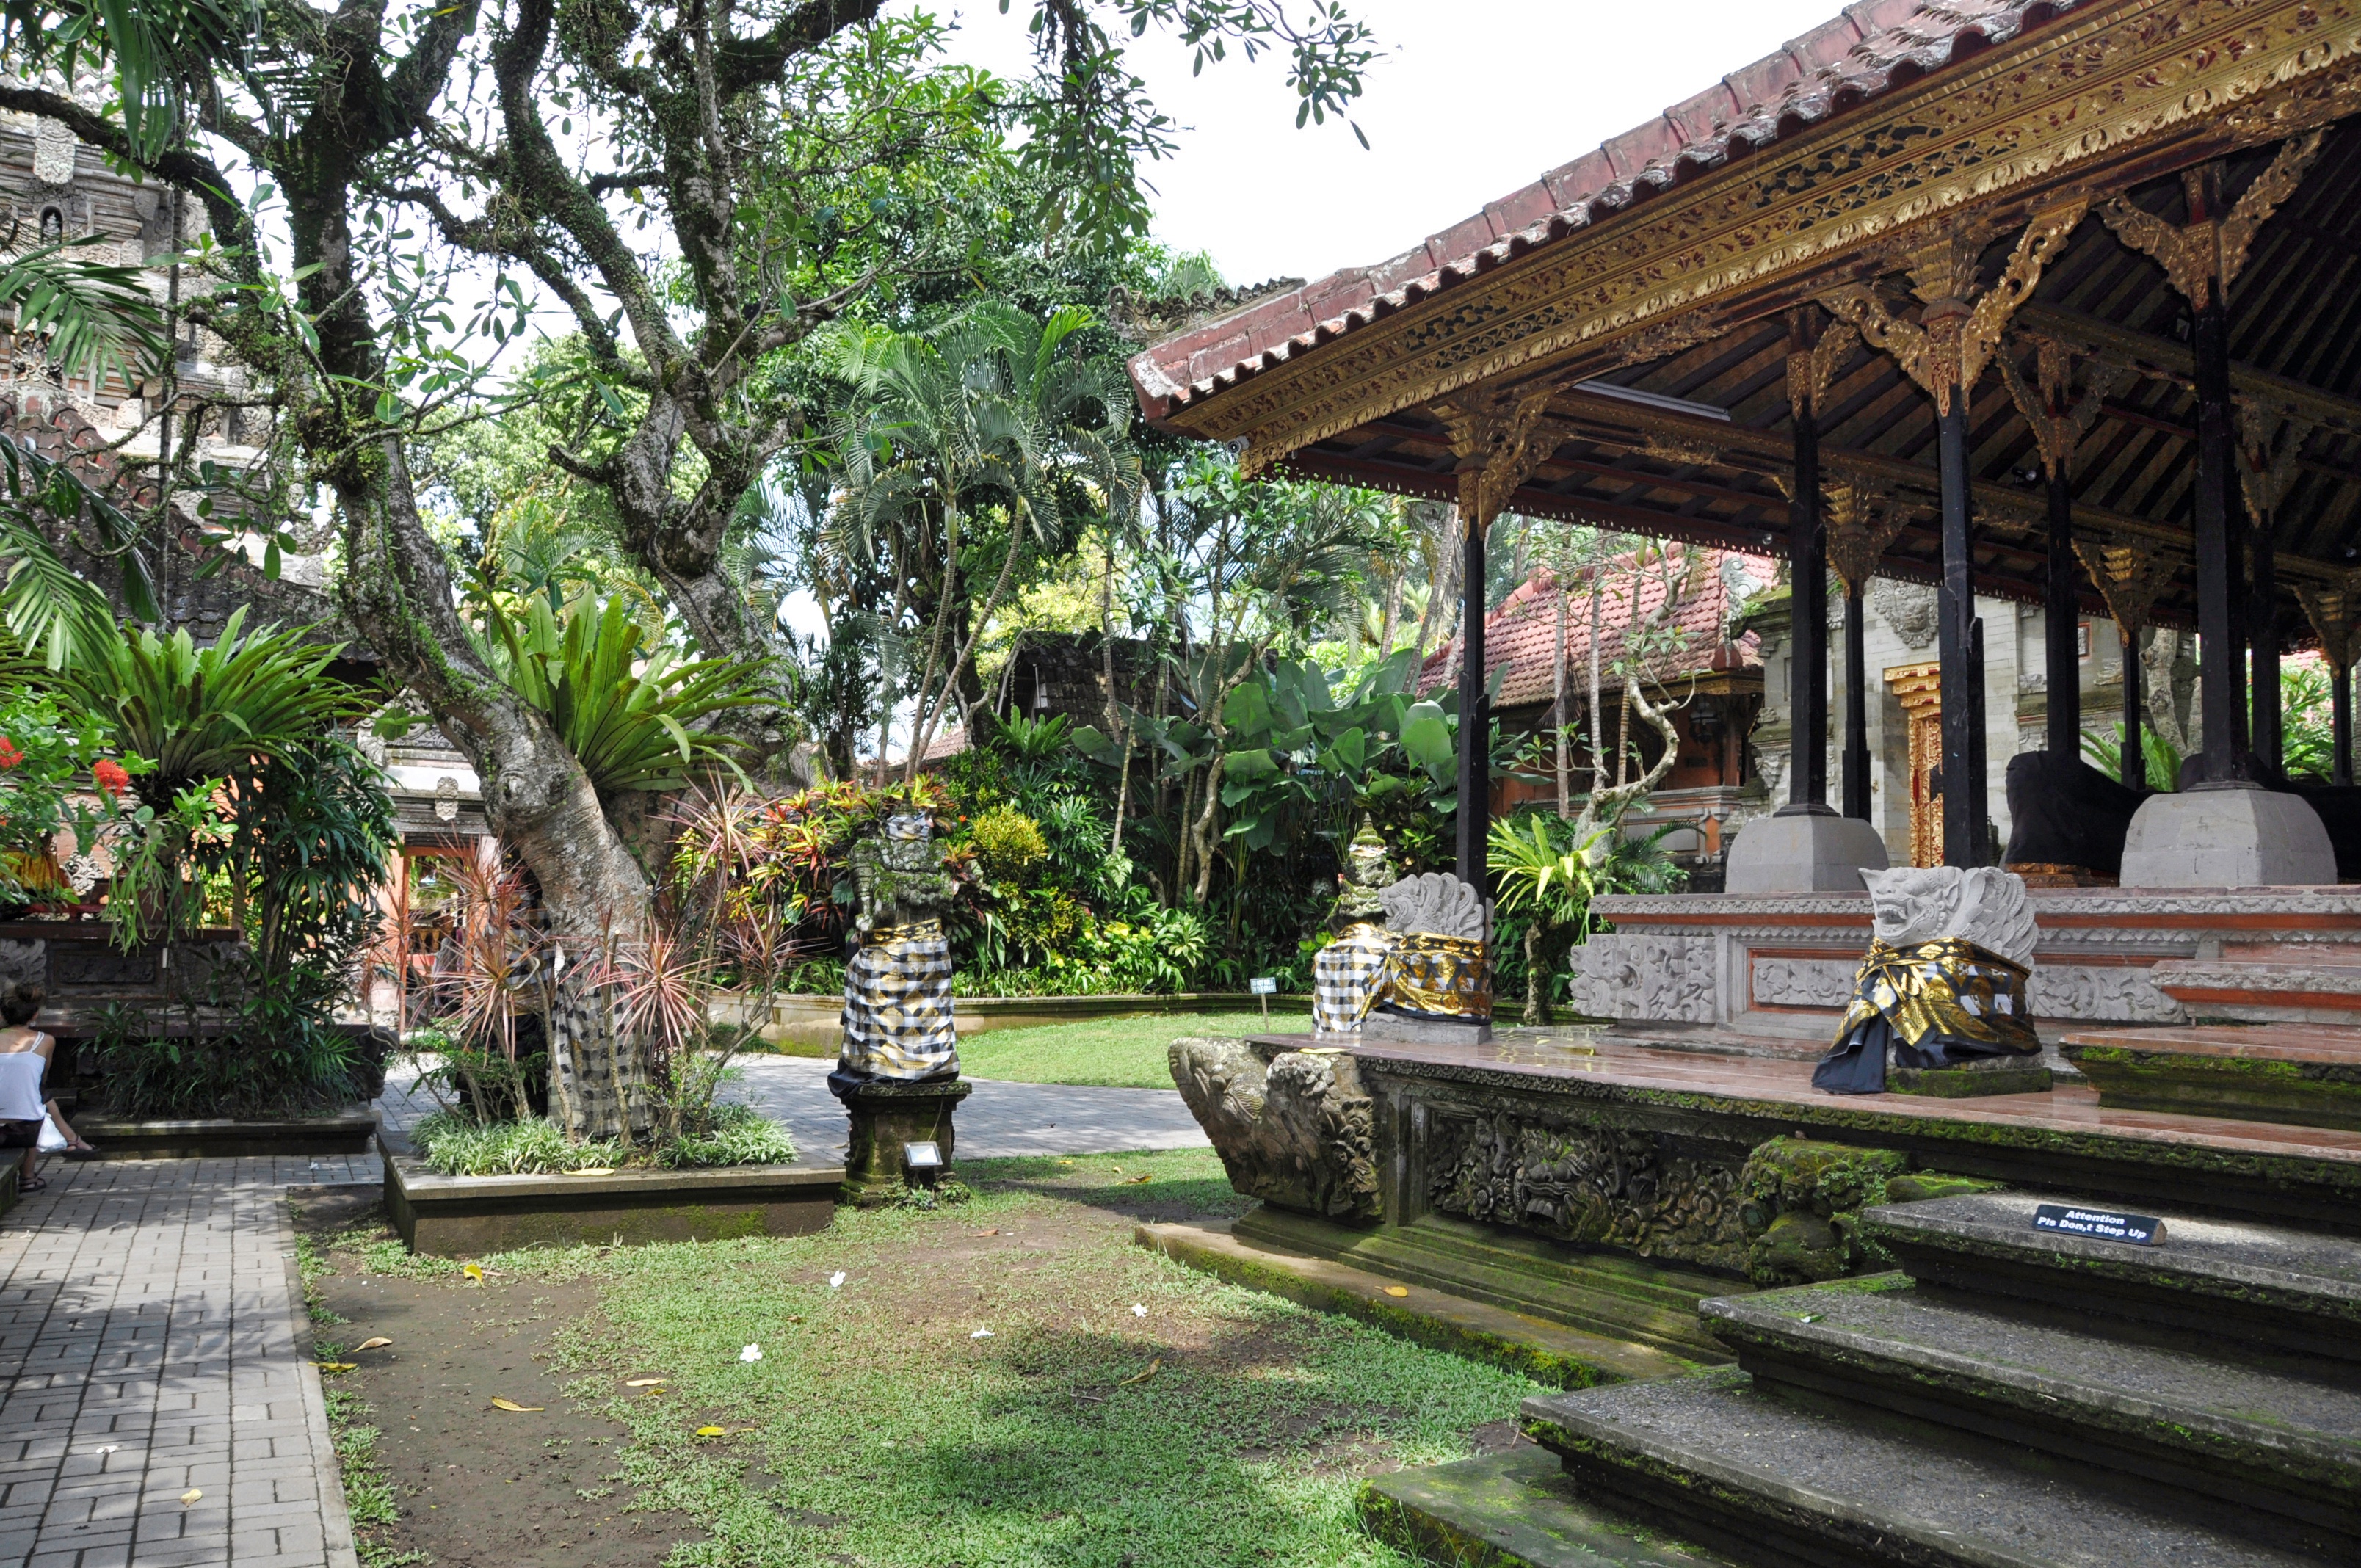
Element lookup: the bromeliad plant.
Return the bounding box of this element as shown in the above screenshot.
[471,592,772,795]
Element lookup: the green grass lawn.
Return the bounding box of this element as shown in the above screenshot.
[308,1149,1541,1568]
[956,1012,1311,1089]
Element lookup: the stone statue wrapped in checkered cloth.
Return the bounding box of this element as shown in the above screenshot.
[834,814,960,1086]
[1313,830,1493,1038]
[1313,827,1397,1034]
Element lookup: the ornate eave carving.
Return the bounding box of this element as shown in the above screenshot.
[1187,0,2361,475]
[2076,535,2184,641]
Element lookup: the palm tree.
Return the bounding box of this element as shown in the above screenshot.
[823,302,1142,782]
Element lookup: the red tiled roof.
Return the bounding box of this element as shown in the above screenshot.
[1421,546,1778,708]
[1129,0,2084,423]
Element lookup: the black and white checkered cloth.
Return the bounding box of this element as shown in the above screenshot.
[840,926,958,1079]
[1313,924,1395,1035]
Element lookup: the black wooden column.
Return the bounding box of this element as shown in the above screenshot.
[1842,587,1871,818]
[2044,469,2082,758]
[1455,509,1488,887]
[1936,396,1982,865]
[2122,628,2147,788]
[2251,536,2281,774]
[2190,239,2245,786]
[1782,373,1832,818]
[2337,660,2355,787]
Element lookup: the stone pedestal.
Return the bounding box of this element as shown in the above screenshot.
[1363,1012,1493,1046]
[2118,785,2336,888]
[829,1074,971,1206]
[1888,1056,2053,1098]
[1724,810,1890,894]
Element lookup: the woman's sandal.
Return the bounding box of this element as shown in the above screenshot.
[20,1176,48,1191]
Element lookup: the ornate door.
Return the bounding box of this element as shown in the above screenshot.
[1885,662,1944,868]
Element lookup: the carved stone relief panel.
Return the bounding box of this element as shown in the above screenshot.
[1568,934,1719,1023]
[1749,956,1857,1010]
[1870,581,1940,650]
[2025,964,2186,1026]
[1425,1110,1749,1274]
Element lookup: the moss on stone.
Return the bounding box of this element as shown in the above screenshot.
[1884,1172,2007,1205]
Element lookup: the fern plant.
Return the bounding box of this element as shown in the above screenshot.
[475,592,771,794]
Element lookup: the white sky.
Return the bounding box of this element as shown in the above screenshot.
[936,0,1850,288]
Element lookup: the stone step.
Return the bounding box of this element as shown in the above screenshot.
[2060,1026,2361,1128]
[1233,1206,1738,1359]
[1702,1275,2361,1546]
[1134,1219,1695,1388]
[1524,1370,2332,1567]
[1358,1448,1734,1568]
[2148,958,2361,1025]
[1860,1192,2361,1365]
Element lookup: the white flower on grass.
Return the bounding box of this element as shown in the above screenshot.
[1131,1304,1147,1318]
[739,1344,763,1363]
[828,1271,846,1289]
[970,1329,993,1340]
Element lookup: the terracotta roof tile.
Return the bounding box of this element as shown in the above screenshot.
[1416,547,1778,710]
[1129,0,2087,424]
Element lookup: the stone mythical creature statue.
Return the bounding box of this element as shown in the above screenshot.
[834,813,960,1085]
[1311,851,1495,1039]
[1814,865,2043,1095]
[1312,826,1399,1035]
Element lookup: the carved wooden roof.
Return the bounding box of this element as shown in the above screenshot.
[1133,0,2361,634]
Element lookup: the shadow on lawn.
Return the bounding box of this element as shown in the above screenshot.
[873,1319,1420,1556]
[966,1151,1252,1226]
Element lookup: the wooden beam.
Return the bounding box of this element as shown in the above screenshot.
[2020,303,2361,438]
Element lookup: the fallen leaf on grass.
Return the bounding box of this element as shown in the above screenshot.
[179,1489,202,1506]
[694,1426,727,1438]
[490,1398,543,1412]
[1382,1287,1410,1299]
[463,1264,484,1282]
[357,1337,393,1351]
[827,1271,846,1289]
[973,1228,999,1237]
[969,1329,993,1340]
[1125,1175,1152,1185]
[313,1362,356,1373]
[624,1378,666,1387]
[1115,1358,1163,1388]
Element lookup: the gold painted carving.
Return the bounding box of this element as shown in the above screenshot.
[2296,575,2361,672]
[1997,334,2130,479]
[1826,201,2086,416]
[1641,432,1723,467]
[1434,382,1559,531]
[2099,131,2326,309]
[1824,482,1912,598]
[2237,402,2313,520]
[1884,661,1945,870]
[1169,0,2361,469]
[1786,322,1861,422]
[2075,536,2183,644]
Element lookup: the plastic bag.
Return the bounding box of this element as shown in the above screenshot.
[37,1113,66,1153]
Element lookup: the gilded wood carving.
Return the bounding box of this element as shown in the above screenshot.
[1998,335,2130,480]
[1433,382,1558,531]
[2075,536,2183,645]
[1185,0,2361,473]
[1824,482,1912,598]
[2099,131,2326,309]
[2295,576,2361,672]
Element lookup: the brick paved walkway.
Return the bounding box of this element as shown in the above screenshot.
[0,1158,369,1568]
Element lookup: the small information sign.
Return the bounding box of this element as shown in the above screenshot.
[2031,1203,2165,1246]
[1249,977,1278,995]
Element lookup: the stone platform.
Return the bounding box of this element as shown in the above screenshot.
[1567,885,2361,1053]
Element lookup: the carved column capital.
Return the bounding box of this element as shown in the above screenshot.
[1826,200,2086,417]
[2296,576,2361,674]
[1434,382,1559,532]
[2101,132,2324,311]
[1824,482,1912,597]
[2074,535,2183,640]
[1997,333,2130,480]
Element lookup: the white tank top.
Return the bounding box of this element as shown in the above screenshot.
[0,1051,46,1122]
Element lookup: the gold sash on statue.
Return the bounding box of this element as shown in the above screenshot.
[862,918,945,947]
[1832,938,2037,1053]
[1360,931,1493,1021]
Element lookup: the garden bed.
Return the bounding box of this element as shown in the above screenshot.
[725,990,1312,1054]
[76,1110,377,1160]
[382,1154,844,1256]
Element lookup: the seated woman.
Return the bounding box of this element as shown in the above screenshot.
[0,985,95,1190]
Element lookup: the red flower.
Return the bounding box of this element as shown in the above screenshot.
[0,737,19,770]
[93,759,130,798]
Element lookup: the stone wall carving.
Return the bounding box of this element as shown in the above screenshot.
[2027,964,2185,1025]
[1750,956,1857,1010]
[1426,1111,1748,1274]
[1568,934,1718,1022]
[1869,580,1940,650]
[1169,1037,1380,1221]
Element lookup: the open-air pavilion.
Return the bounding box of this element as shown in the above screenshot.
[1136,4,2361,1563]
